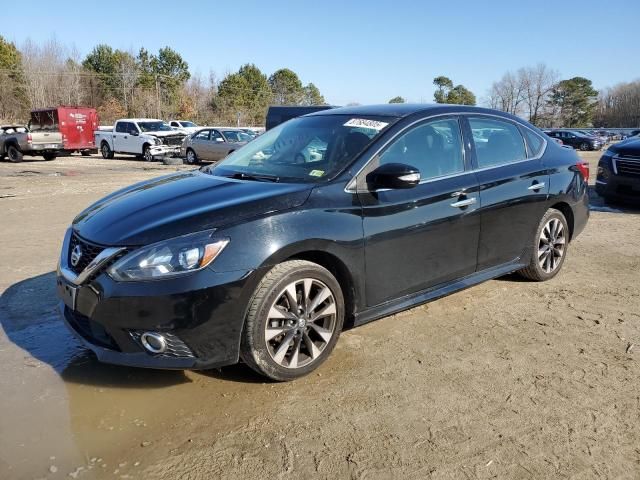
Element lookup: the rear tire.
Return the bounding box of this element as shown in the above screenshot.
[518,208,569,281]
[42,153,57,161]
[7,145,23,163]
[101,142,114,159]
[240,260,344,381]
[579,142,589,151]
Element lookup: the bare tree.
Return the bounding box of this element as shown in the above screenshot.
[595,80,640,127]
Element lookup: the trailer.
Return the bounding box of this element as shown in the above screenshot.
[30,106,99,155]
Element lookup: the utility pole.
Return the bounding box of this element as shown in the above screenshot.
[155,75,161,118]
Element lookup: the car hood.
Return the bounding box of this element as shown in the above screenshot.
[144,131,186,138]
[611,138,640,156]
[72,171,313,246]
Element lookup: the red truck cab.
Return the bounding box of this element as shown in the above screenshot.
[30,107,99,155]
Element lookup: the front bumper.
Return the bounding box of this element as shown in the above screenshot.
[57,263,261,370]
[149,145,181,157]
[596,157,640,202]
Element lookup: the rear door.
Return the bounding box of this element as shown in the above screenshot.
[113,122,130,152]
[466,116,550,270]
[359,116,481,306]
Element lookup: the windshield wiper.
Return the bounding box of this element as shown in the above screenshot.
[225,172,280,183]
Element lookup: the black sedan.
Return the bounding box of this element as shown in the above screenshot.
[57,104,589,381]
[596,136,640,202]
[545,130,601,151]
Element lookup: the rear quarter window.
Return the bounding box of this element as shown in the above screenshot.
[522,128,545,157]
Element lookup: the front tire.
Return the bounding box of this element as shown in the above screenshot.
[7,145,23,163]
[518,208,569,281]
[579,142,589,151]
[143,144,153,162]
[185,148,198,164]
[240,260,344,381]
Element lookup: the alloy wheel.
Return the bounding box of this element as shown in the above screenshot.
[538,218,566,273]
[144,147,153,162]
[186,149,196,164]
[264,278,337,369]
[102,144,110,158]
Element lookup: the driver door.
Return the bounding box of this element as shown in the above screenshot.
[357,116,480,306]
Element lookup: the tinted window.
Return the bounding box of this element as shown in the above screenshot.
[379,118,464,180]
[193,130,210,141]
[469,118,526,168]
[115,122,129,133]
[523,128,544,157]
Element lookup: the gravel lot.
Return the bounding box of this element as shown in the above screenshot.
[1,151,639,480]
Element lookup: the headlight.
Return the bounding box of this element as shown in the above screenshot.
[153,137,162,145]
[107,231,229,281]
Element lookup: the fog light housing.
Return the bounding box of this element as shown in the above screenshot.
[140,332,167,354]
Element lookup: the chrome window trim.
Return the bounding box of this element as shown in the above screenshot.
[345,111,547,193]
[58,228,125,286]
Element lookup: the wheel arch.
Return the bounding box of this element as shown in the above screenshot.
[549,202,575,241]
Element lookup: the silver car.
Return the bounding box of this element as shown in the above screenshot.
[181,127,252,164]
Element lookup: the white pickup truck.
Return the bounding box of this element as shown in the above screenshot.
[95,118,187,161]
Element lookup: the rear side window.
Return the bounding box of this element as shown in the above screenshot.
[379,117,464,180]
[469,118,526,168]
[115,122,128,133]
[522,128,545,157]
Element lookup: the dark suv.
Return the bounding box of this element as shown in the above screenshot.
[57,104,589,381]
[596,136,640,202]
[545,130,601,151]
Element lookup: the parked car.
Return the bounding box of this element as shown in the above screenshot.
[180,127,251,164]
[30,106,99,155]
[545,130,601,151]
[596,136,640,202]
[95,119,187,161]
[57,104,589,381]
[169,120,200,134]
[0,124,63,162]
[266,105,335,130]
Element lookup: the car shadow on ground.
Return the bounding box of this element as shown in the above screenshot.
[0,271,190,388]
[588,185,640,214]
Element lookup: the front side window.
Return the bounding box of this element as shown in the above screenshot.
[378,117,464,180]
[209,115,395,183]
[469,117,526,168]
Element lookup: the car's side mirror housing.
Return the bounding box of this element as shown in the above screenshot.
[366,163,421,190]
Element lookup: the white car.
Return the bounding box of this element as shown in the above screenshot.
[95,119,187,161]
[169,120,200,135]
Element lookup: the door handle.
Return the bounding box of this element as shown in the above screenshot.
[450,197,477,208]
[528,182,545,191]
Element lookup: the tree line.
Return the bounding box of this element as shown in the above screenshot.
[1,36,637,128]
[0,36,326,125]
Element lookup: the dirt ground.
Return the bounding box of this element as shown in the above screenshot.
[1,151,639,480]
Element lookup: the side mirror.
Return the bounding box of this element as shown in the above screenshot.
[366,163,420,190]
[130,131,139,136]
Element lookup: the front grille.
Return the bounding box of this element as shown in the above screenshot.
[66,308,120,350]
[129,331,196,358]
[68,233,105,274]
[615,156,640,177]
[161,135,185,146]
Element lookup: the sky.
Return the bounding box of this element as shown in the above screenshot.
[2,0,639,106]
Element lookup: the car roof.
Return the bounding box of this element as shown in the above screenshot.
[118,118,163,123]
[307,103,523,119]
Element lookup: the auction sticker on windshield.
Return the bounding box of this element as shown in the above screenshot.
[343,118,389,131]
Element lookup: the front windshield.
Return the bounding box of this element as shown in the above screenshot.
[138,121,173,132]
[209,114,395,183]
[180,121,197,127]
[222,130,252,142]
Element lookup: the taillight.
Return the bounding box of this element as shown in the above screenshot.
[576,161,589,182]
[27,133,32,143]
